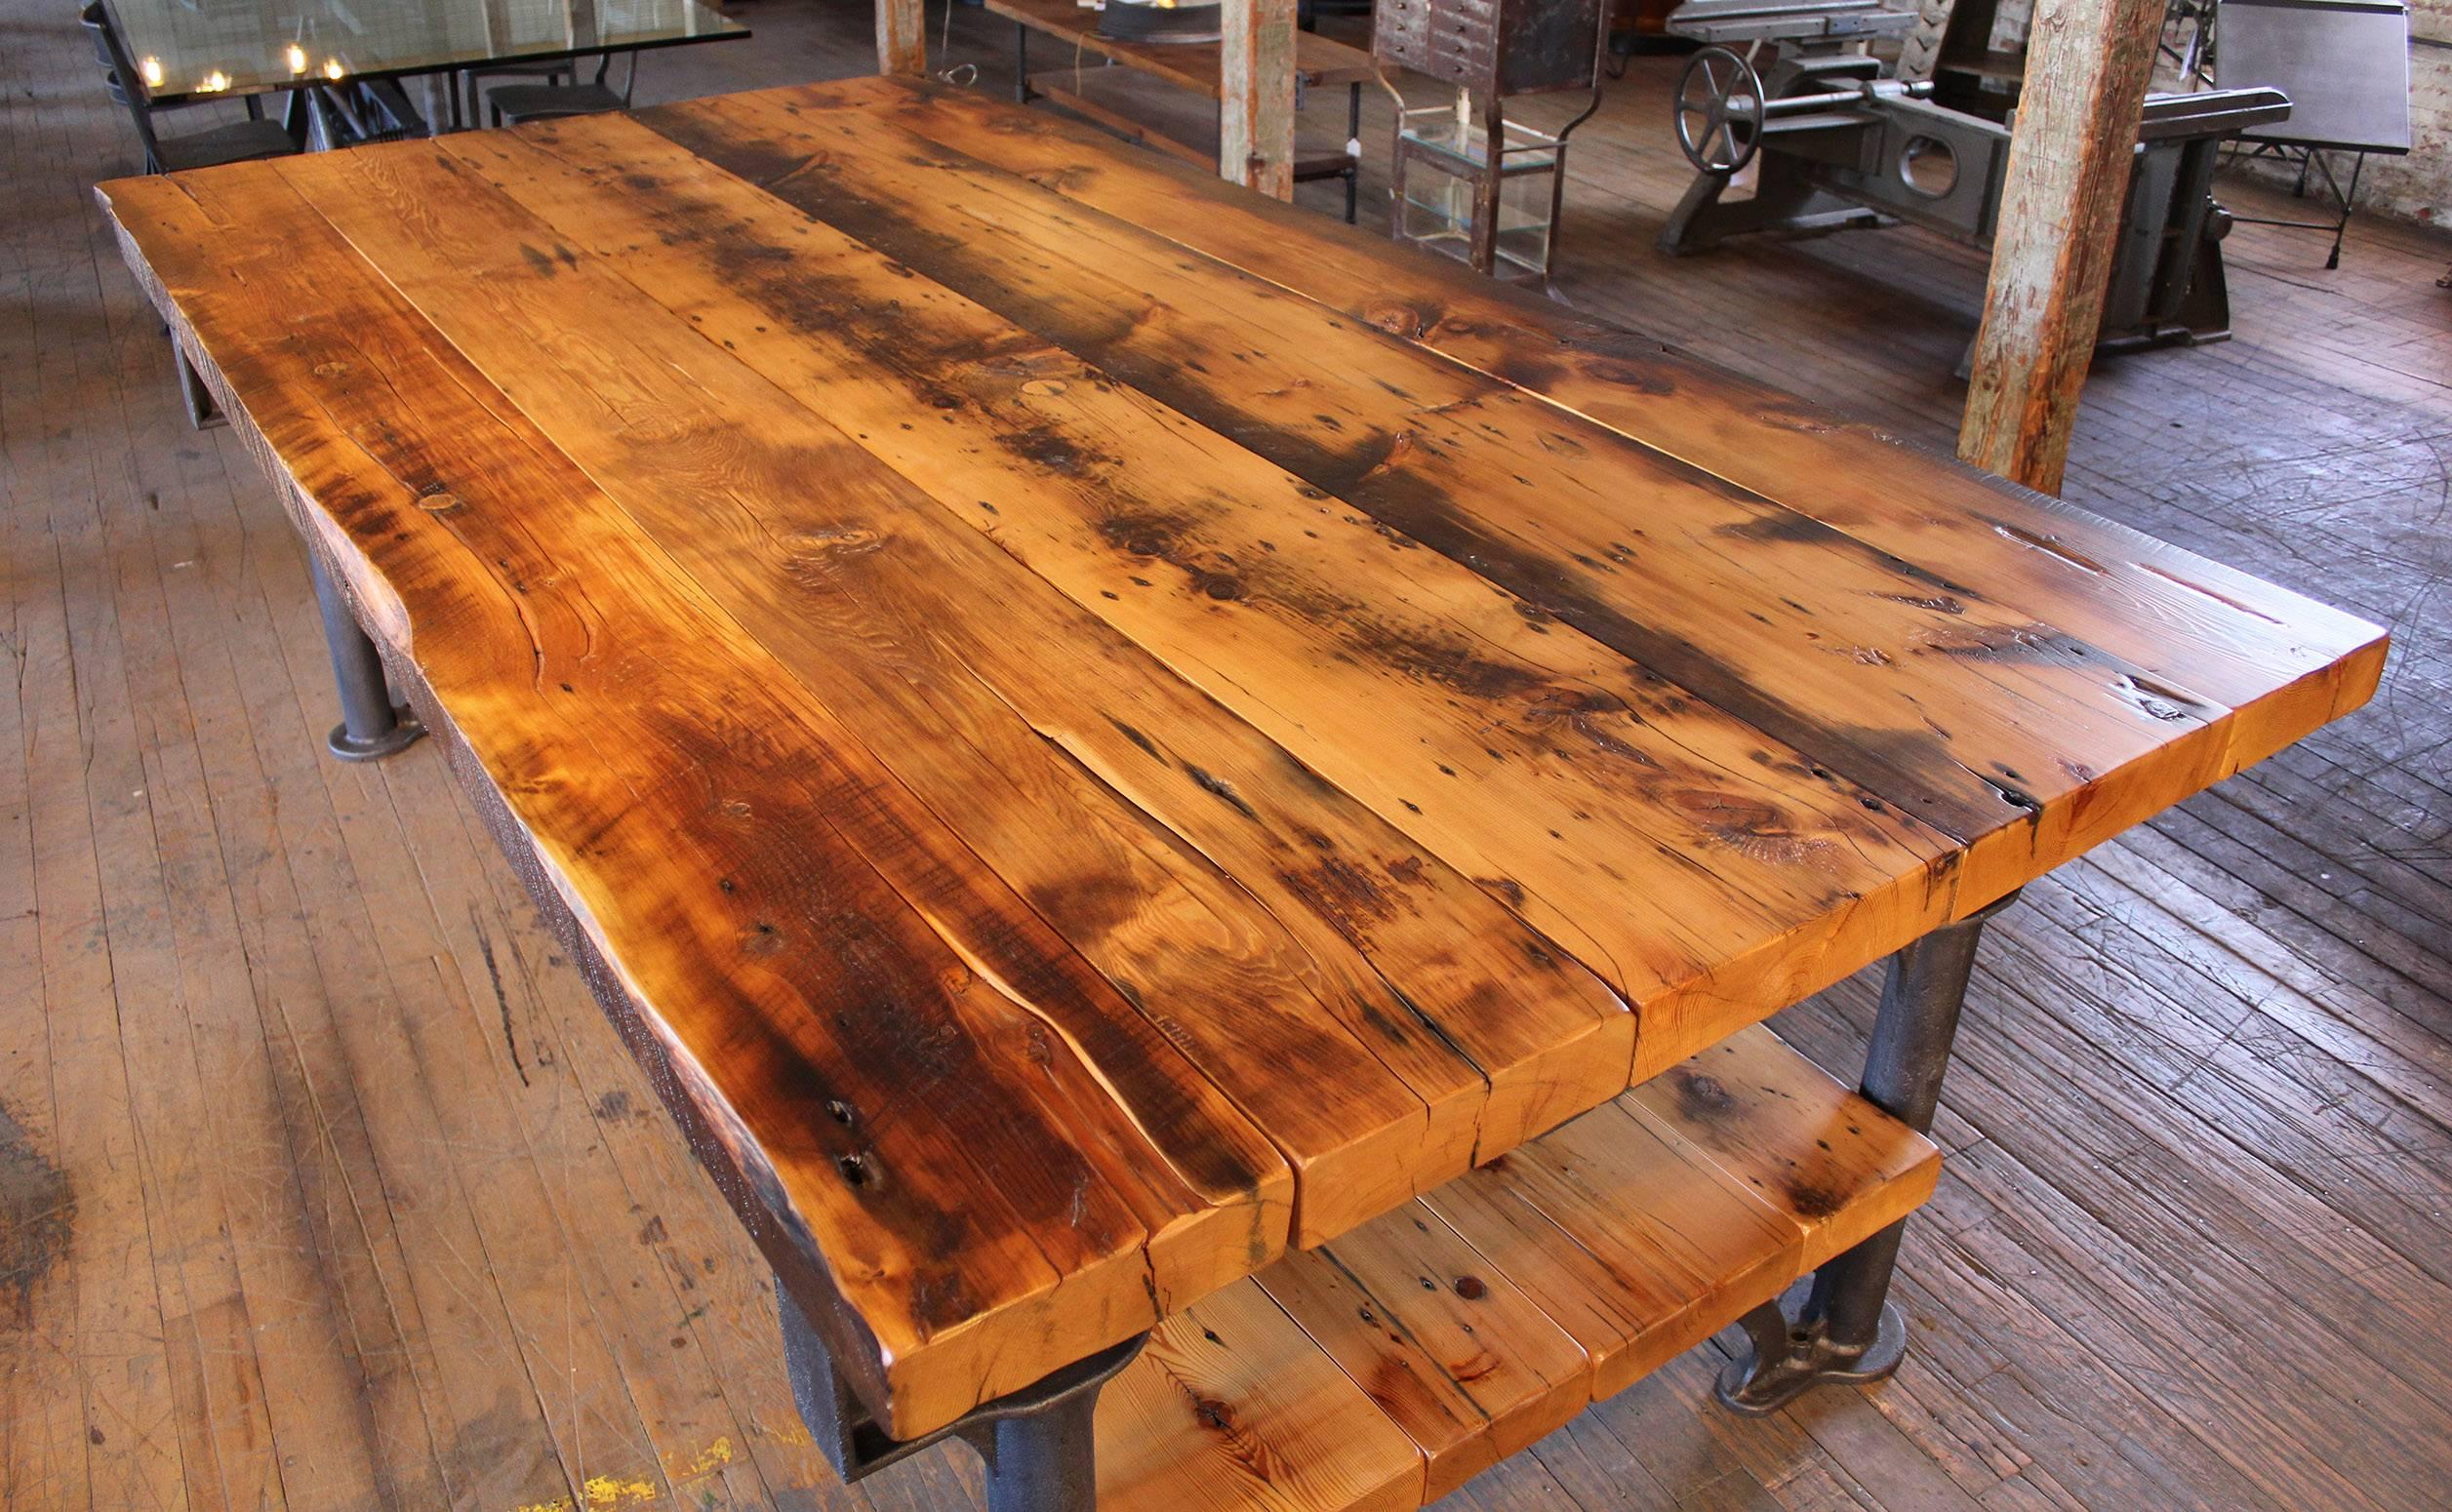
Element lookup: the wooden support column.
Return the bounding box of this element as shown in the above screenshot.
[876,0,925,76]
[1955,0,2165,495]
[1221,0,1299,198]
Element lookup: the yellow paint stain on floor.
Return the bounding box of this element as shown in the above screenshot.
[513,1436,733,1512]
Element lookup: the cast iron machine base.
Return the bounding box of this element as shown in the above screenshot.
[1716,1275,1909,1415]
[1716,890,2018,1416]
[1656,0,2291,363]
[780,1287,1146,1511]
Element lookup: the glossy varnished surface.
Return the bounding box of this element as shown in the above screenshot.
[97,74,2382,1443]
[106,0,745,106]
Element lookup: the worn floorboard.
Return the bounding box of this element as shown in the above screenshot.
[4,1,2446,1508]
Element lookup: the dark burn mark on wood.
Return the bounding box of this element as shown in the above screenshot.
[1279,855,1401,945]
[1714,509,1829,545]
[0,1104,73,1326]
[1108,717,1166,762]
[637,127,2014,833]
[1183,764,1258,819]
[1671,1068,1735,1124]
[1783,1176,1846,1220]
[1477,876,1525,907]
[999,424,1108,477]
[518,242,559,279]
[471,918,530,1088]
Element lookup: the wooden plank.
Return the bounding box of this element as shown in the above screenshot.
[1107,1025,1941,1511]
[1956,0,2168,496]
[1431,1025,1934,1402]
[864,78,2390,773]
[1631,1024,1940,1260]
[99,166,1294,1443]
[644,89,2277,920]
[0,315,99,1512]
[441,113,1953,1091]
[309,127,1636,1245]
[1034,68,1220,169]
[1223,0,1299,196]
[1028,67,1356,180]
[1097,1281,1425,1512]
[1255,1202,1590,1498]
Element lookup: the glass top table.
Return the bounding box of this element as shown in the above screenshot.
[108,0,747,107]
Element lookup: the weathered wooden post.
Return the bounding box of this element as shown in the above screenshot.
[1956,0,2166,494]
[1221,0,1300,197]
[877,0,926,76]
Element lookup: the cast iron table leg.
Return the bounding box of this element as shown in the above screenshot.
[308,553,424,762]
[780,1287,1143,1510]
[174,345,221,430]
[1716,891,2018,1414]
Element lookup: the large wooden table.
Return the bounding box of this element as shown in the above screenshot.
[100,74,2385,1510]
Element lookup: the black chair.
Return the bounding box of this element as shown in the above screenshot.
[485,52,639,126]
[457,60,577,130]
[79,2,297,428]
[78,3,298,174]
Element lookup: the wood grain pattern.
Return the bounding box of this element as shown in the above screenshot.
[861,79,2389,780]
[1107,1024,1941,1511]
[293,125,1635,1247]
[93,71,2377,1452]
[1255,1201,1590,1498]
[1096,1280,1427,1511]
[579,104,1970,1075]
[100,166,1291,1441]
[422,113,1940,1111]
[641,88,2302,914]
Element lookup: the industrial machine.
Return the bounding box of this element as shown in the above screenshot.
[1656,0,2293,356]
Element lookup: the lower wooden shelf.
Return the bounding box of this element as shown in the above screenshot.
[1093,1024,1940,1509]
[1028,66,1356,184]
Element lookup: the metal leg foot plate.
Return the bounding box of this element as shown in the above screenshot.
[1715,1282,1908,1416]
[327,710,425,762]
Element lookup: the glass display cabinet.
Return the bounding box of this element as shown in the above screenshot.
[1372,0,1605,282]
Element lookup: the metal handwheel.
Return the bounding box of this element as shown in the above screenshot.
[1674,45,1766,177]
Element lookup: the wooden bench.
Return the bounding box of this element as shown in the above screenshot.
[985,0,1375,218]
[99,73,2385,1512]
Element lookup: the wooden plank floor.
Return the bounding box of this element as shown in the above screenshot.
[5,2,2447,1508]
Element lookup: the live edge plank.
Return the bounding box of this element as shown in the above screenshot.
[438,112,1962,1086]
[286,129,1637,1241]
[99,167,1291,1443]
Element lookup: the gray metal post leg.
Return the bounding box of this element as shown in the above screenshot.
[174,345,221,430]
[308,553,424,762]
[1716,891,2018,1415]
[780,1285,1142,1509]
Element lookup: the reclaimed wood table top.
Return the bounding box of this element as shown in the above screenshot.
[98,74,2386,1447]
